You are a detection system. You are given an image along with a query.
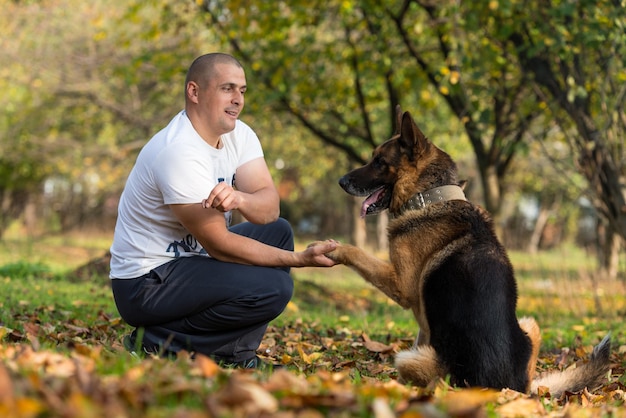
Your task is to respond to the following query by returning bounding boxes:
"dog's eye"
[372,155,387,170]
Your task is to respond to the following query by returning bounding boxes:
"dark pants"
[111,218,294,362]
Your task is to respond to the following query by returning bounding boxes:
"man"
[109,53,337,367]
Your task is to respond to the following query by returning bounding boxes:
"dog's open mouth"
[361,187,391,217]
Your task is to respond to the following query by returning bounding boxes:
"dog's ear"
[399,111,429,157]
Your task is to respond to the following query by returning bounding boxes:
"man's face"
[199,63,247,137]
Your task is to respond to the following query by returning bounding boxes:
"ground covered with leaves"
[0,293,625,417]
[0,242,625,417]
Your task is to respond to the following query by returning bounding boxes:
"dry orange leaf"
[372,397,395,418]
[496,397,544,417]
[194,354,220,378]
[439,387,500,415]
[361,333,395,353]
[215,373,278,414]
[73,343,101,359]
[363,339,394,353]
[264,369,309,393]
[296,344,322,364]
[0,362,14,405]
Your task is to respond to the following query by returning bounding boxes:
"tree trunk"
[352,196,366,248]
[512,43,626,242]
[528,205,551,254]
[23,199,37,237]
[596,221,623,281]
[482,165,502,217]
[377,211,388,252]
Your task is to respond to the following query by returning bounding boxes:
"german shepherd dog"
[324,106,610,395]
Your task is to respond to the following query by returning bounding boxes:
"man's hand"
[202,181,240,212]
[303,240,340,267]
[199,158,279,225]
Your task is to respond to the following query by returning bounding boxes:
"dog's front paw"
[324,244,352,264]
[324,247,340,262]
[308,241,357,265]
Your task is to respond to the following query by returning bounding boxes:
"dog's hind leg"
[415,329,428,346]
[395,345,446,386]
[518,317,541,389]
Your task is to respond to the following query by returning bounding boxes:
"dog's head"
[339,106,458,217]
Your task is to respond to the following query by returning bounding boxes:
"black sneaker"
[122,332,177,359]
[216,355,282,370]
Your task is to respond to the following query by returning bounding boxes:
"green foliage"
[204,0,454,163]
[0,259,112,335]
[1,0,623,249]
[0,0,218,233]
[0,262,54,280]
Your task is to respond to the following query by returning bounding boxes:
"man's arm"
[170,203,337,267]
[177,156,337,267]
[203,157,279,224]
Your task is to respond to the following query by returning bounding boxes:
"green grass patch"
[0,234,622,350]
[0,233,624,416]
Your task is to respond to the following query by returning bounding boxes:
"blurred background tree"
[0,0,623,279]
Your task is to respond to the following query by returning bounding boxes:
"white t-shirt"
[109,110,264,279]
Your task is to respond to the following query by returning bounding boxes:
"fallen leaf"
[0,362,14,405]
[439,388,500,416]
[555,347,570,369]
[372,397,395,418]
[14,397,45,418]
[0,325,12,340]
[581,387,606,406]
[297,344,322,364]
[215,373,278,414]
[496,397,544,417]
[363,339,395,353]
[72,343,101,359]
[264,369,309,393]
[536,385,550,398]
[194,354,220,378]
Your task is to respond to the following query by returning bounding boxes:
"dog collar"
[391,185,466,218]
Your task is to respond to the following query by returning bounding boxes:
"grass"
[0,230,624,416]
[0,231,622,348]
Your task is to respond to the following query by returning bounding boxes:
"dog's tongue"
[361,188,384,217]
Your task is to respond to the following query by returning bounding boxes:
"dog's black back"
[421,208,531,390]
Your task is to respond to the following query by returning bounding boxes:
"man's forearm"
[235,187,280,224]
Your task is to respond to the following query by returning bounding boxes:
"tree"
[386,0,542,217]
[201,1,422,247]
[0,0,216,235]
[197,0,547,251]
[499,0,625,275]
[198,1,624,274]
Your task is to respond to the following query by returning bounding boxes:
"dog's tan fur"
[324,106,610,395]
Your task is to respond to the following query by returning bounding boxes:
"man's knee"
[273,217,294,251]
[272,272,294,312]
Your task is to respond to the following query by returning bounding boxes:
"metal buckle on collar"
[422,189,445,205]
[417,192,425,208]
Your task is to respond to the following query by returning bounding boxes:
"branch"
[387,1,487,164]
[343,24,376,148]
[55,89,154,135]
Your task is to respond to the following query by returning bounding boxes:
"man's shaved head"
[185,53,244,90]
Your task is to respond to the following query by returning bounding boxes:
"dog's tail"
[530,334,611,398]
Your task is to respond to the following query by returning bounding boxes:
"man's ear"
[186,81,200,103]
